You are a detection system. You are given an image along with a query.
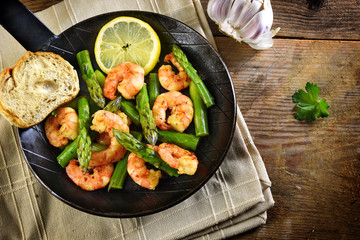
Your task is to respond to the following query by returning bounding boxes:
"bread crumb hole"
[35,80,58,93]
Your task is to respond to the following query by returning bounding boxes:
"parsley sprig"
[292,82,329,121]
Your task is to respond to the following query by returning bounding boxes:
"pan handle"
[0,0,56,52]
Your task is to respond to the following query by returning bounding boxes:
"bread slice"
[0,51,80,128]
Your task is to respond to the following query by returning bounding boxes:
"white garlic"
[207,0,280,50]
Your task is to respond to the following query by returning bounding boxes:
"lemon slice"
[94,16,161,75]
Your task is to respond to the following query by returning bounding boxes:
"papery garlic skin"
[207,0,280,50]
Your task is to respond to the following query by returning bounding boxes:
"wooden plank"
[201,0,360,40]
[22,0,360,40]
[20,0,62,13]
[215,36,360,239]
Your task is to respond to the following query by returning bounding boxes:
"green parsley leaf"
[292,82,329,121]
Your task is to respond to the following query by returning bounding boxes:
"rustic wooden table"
[20,0,360,239]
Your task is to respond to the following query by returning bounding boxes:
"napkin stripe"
[11,126,48,240]
[110,177,261,240]
[117,219,126,240]
[191,0,217,49]
[52,6,63,33]
[139,217,147,240]
[237,109,272,187]
[28,176,49,240]
[0,178,38,197]
[0,126,25,238]
[158,195,264,240]
[64,0,78,25]
[202,184,229,239]
[0,175,31,189]
[0,127,25,238]
[0,161,22,171]
[214,171,234,219]
[134,0,142,10]
[204,185,218,222]
[106,174,260,240]
[149,0,160,12]
[216,169,236,215]
[200,213,267,240]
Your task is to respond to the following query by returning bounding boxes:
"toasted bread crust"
[0,51,80,128]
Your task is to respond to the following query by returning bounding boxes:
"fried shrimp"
[158,52,191,91]
[158,143,198,175]
[45,107,79,147]
[103,62,145,100]
[89,110,129,167]
[94,111,130,145]
[95,132,112,146]
[66,159,114,191]
[152,91,194,132]
[127,145,161,190]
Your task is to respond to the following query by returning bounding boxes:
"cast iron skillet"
[1,0,236,217]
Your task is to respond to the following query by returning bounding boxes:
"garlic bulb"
[207,0,280,50]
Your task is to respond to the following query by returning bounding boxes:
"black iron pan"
[1,0,236,217]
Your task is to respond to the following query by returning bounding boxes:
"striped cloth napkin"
[0,0,274,239]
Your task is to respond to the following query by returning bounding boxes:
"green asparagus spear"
[51,95,89,116]
[52,94,100,116]
[56,134,101,168]
[58,134,106,167]
[148,73,160,107]
[189,81,209,137]
[76,50,105,108]
[56,140,77,168]
[130,131,143,141]
[77,128,92,172]
[158,130,200,151]
[95,70,106,88]
[77,97,91,130]
[58,95,90,110]
[56,98,94,169]
[104,96,122,113]
[77,97,92,172]
[120,100,140,127]
[77,50,95,77]
[108,152,130,190]
[108,131,143,190]
[136,84,158,145]
[91,143,108,152]
[172,44,215,108]
[112,129,179,177]
[81,74,105,109]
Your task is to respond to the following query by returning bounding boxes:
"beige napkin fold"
[0,0,274,239]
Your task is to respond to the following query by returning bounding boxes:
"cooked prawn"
[90,110,130,135]
[158,52,191,91]
[94,110,130,146]
[95,132,112,146]
[117,110,131,126]
[127,146,161,190]
[103,62,144,100]
[89,110,129,167]
[66,159,114,191]
[152,91,194,132]
[158,143,198,175]
[45,107,79,147]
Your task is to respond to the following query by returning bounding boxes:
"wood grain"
[20,0,62,13]
[23,0,360,40]
[200,0,360,40]
[215,37,360,239]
